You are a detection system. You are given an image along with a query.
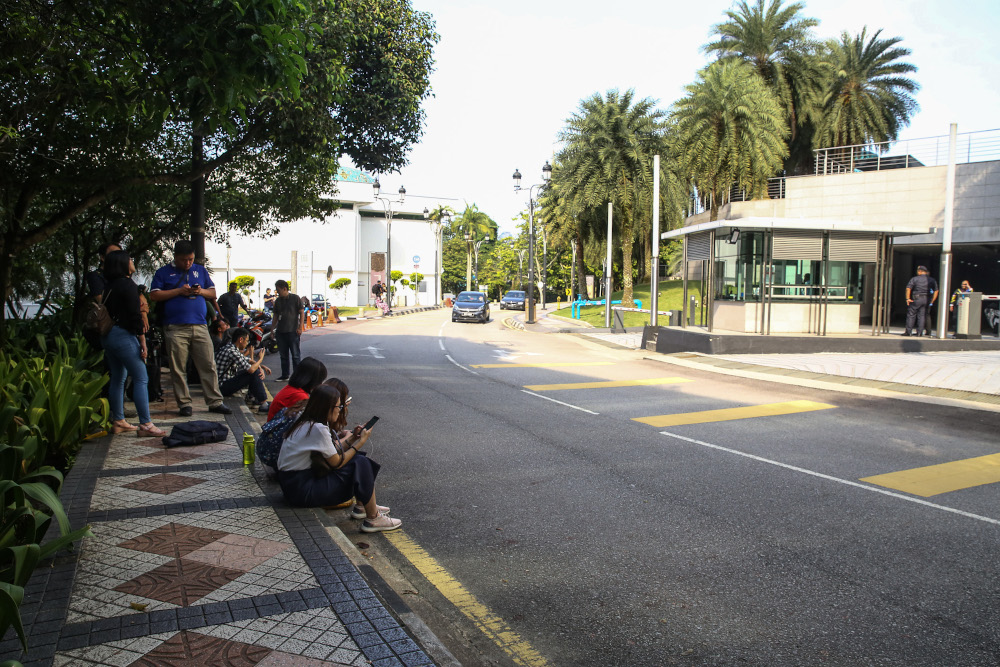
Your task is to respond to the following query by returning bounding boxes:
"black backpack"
[162,420,229,448]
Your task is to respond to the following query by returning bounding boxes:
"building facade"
[206,168,458,309]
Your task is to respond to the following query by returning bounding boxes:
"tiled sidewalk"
[1,389,434,666]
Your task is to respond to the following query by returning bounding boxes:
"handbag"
[84,289,115,337]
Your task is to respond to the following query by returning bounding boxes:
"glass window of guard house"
[713,232,763,302]
[826,261,865,301]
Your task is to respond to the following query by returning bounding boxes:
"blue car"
[500,290,526,310]
[452,291,490,323]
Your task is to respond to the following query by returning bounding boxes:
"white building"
[206,167,458,309]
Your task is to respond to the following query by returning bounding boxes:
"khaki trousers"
[165,324,224,409]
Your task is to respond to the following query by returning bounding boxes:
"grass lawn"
[552,279,704,328]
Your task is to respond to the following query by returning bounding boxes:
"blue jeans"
[102,326,151,423]
[276,331,301,377]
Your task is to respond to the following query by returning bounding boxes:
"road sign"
[412,255,421,263]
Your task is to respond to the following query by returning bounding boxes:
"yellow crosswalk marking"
[633,400,836,427]
[524,377,692,391]
[470,362,614,369]
[860,453,1000,497]
[385,531,548,667]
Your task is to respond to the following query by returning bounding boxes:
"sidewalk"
[0,387,438,666]
[581,330,1000,409]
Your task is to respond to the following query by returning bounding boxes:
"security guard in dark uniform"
[904,265,938,336]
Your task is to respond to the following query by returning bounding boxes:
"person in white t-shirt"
[277,382,401,532]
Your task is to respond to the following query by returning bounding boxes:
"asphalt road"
[289,311,1000,667]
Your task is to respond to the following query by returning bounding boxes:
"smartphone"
[363,415,379,430]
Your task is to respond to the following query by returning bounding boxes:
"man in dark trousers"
[904,265,938,336]
[272,280,304,380]
[217,282,248,326]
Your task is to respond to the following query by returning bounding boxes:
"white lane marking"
[439,339,445,351]
[493,349,518,362]
[326,353,353,357]
[446,355,479,376]
[659,431,1000,527]
[521,390,599,415]
[365,346,384,359]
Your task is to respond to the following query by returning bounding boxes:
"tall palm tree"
[819,27,919,149]
[671,59,788,221]
[555,89,668,306]
[452,203,496,290]
[704,0,825,174]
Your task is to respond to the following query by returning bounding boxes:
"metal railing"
[689,176,787,215]
[813,128,1000,175]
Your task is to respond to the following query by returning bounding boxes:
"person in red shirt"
[267,357,328,420]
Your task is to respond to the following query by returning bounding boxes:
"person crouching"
[215,327,271,413]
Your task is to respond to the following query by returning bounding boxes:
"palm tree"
[704,0,825,174]
[452,203,496,290]
[671,59,788,221]
[555,89,668,306]
[819,27,919,149]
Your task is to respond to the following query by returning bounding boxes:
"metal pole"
[604,202,613,328]
[681,235,688,328]
[570,238,576,304]
[707,229,715,332]
[191,132,206,264]
[541,229,547,311]
[651,155,660,327]
[937,123,958,338]
[527,197,536,324]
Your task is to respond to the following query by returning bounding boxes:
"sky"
[375,0,1000,235]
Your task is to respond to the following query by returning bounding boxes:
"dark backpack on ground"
[256,407,297,469]
[162,420,229,448]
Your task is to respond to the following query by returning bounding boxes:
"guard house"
[649,127,1000,352]
[664,218,931,335]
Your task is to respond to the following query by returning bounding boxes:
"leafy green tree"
[451,204,497,291]
[389,270,403,307]
[672,60,788,221]
[819,27,919,149]
[409,272,424,305]
[704,0,825,175]
[555,89,668,306]
[0,0,438,339]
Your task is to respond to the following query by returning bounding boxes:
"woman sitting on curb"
[277,381,401,533]
[267,357,327,421]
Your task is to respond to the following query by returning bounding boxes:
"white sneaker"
[360,513,402,533]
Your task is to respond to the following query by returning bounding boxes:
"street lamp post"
[512,161,552,324]
[373,179,405,309]
[516,249,526,289]
[473,238,486,291]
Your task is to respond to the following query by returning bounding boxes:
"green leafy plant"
[0,408,93,653]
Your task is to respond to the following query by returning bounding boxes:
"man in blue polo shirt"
[149,240,231,416]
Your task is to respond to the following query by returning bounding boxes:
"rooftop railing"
[813,128,1000,175]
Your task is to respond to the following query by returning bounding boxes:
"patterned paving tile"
[55,622,360,666]
[67,510,317,622]
[131,630,271,665]
[183,533,290,572]
[129,449,205,466]
[118,523,230,559]
[91,469,261,510]
[122,473,207,495]
[115,558,246,606]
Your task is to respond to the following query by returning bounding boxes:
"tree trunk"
[575,231,587,299]
[465,245,472,291]
[621,211,635,308]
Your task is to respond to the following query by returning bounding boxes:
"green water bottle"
[242,433,255,465]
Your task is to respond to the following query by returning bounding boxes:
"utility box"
[666,310,681,327]
[956,292,982,339]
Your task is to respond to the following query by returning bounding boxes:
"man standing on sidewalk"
[150,240,232,416]
[272,280,304,380]
[904,265,938,337]
[218,281,248,326]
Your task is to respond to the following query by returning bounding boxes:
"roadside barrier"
[571,298,642,319]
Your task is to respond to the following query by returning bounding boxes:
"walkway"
[1,388,437,666]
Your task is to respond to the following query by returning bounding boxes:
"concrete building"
[663,128,1000,337]
[206,168,458,309]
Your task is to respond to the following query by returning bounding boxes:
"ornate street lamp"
[373,180,406,309]
[512,161,551,324]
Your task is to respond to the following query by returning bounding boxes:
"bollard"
[318,312,324,327]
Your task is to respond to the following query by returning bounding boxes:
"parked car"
[451,291,490,323]
[499,290,526,310]
[311,294,329,310]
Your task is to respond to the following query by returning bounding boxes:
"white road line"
[438,339,445,351]
[659,431,1000,527]
[521,390,599,415]
[445,355,479,376]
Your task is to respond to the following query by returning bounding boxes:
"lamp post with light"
[423,208,450,306]
[512,161,552,324]
[373,179,405,309]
